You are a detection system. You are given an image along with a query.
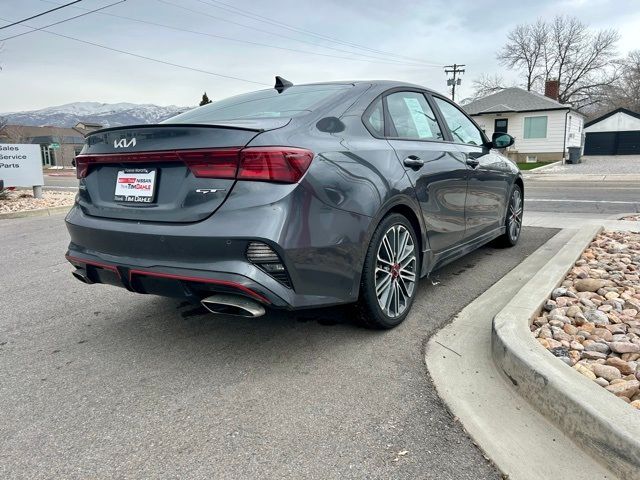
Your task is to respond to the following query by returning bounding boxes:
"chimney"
[544,80,560,101]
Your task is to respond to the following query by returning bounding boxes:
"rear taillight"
[237,147,314,183]
[76,150,180,179]
[178,149,239,179]
[75,146,314,184]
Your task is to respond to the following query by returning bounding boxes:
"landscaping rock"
[608,341,640,354]
[575,279,607,292]
[592,364,622,381]
[605,379,640,399]
[532,230,640,412]
[585,309,609,325]
[606,357,635,375]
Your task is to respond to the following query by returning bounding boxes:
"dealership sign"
[0,144,44,187]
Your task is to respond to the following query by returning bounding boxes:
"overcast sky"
[1,0,639,112]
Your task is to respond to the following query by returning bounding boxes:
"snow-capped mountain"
[1,102,193,128]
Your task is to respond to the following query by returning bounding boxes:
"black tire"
[355,213,419,329]
[495,183,523,248]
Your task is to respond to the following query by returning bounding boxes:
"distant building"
[0,122,102,168]
[463,81,584,163]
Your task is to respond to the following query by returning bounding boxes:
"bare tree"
[599,50,640,114]
[463,74,512,104]
[498,19,547,91]
[0,116,7,141]
[547,17,619,108]
[499,16,619,110]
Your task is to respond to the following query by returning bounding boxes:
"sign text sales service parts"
[0,144,44,187]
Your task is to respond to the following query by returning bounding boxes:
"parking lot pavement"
[0,214,558,480]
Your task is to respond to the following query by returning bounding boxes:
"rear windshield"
[165,84,353,124]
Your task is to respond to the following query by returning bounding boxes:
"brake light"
[178,149,239,179]
[75,146,314,184]
[238,147,314,183]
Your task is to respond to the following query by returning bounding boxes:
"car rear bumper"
[64,198,372,309]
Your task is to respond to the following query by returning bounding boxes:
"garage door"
[584,131,640,155]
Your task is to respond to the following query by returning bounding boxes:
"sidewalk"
[426,229,614,479]
[524,211,639,231]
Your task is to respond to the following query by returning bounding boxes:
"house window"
[494,118,508,133]
[523,116,547,139]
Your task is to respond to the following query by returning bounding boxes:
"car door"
[431,95,511,241]
[383,90,468,253]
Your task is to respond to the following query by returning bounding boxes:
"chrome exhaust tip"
[201,294,266,318]
[72,268,94,285]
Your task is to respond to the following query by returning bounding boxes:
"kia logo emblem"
[114,138,137,148]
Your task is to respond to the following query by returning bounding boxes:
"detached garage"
[584,108,640,155]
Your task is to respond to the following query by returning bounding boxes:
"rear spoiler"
[89,118,291,137]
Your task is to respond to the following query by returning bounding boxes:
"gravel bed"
[531,230,640,410]
[531,155,640,175]
[0,190,75,214]
[622,215,640,221]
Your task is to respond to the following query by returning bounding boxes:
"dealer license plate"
[114,168,157,203]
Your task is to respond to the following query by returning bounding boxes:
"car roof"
[281,80,440,95]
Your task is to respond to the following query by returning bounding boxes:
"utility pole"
[444,64,465,101]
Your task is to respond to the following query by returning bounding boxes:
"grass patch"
[517,162,549,170]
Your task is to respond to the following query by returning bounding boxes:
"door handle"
[466,158,480,168]
[403,155,424,169]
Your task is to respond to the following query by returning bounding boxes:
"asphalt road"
[0,214,557,479]
[43,174,78,189]
[525,178,640,214]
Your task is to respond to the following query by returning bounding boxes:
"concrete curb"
[0,205,71,220]
[426,228,614,479]
[492,225,640,480]
[521,160,562,173]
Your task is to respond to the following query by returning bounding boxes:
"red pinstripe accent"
[66,255,271,304]
[66,254,119,274]
[128,269,271,304]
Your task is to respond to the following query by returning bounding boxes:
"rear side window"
[164,84,353,123]
[433,97,484,146]
[386,92,443,141]
[364,98,384,136]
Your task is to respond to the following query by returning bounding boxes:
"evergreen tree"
[199,92,212,106]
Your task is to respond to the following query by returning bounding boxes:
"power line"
[156,0,438,67]
[0,0,126,42]
[33,0,431,67]
[195,0,444,67]
[0,0,83,30]
[0,16,271,86]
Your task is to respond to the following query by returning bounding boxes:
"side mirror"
[491,132,514,149]
[72,159,76,167]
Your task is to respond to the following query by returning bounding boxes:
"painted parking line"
[526,198,639,205]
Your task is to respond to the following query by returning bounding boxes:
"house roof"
[463,87,572,116]
[584,107,640,128]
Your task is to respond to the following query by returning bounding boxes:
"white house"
[583,108,640,156]
[463,83,584,163]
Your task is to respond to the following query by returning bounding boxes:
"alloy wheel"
[509,188,523,241]
[374,224,417,318]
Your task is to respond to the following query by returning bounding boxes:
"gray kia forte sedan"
[65,78,523,329]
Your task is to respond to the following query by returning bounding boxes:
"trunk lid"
[76,122,287,223]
